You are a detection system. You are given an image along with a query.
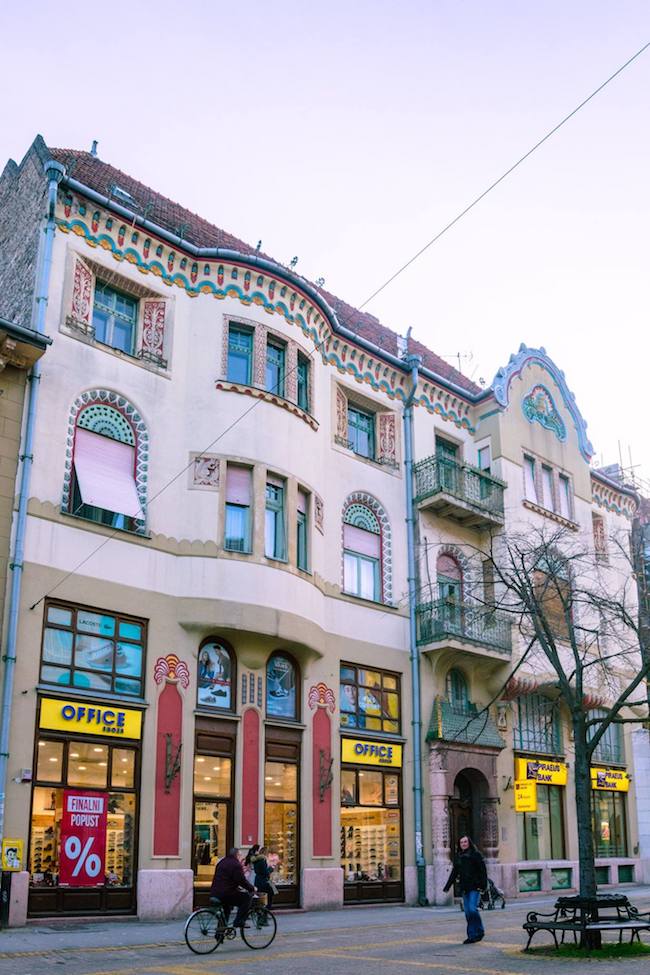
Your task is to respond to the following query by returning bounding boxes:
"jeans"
[462,889,484,941]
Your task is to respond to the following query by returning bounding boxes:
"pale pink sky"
[2,1,649,481]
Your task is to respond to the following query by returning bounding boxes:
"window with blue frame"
[93,283,138,355]
[41,602,146,697]
[227,325,253,384]
[265,339,286,397]
[297,353,310,412]
[265,479,286,560]
[266,653,298,720]
[348,404,375,460]
[297,489,309,571]
[589,709,624,765]
[340,663,400,733]
[514,693,562,754]
[445,669,469,712]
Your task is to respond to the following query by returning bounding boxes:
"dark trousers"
[256,878,274,909]
[217,890,253,925]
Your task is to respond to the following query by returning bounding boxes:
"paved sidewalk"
[1,886,649,955]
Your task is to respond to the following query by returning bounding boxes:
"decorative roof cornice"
[491,344,594,461]
[590,470,638,519]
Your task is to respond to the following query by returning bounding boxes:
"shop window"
[227,324,253,384]
[343,504,382,602]
[340,664,400,734]
[264,760,298,889]
[517,783,565,859]
[265,477,286,560]
[266,653,299,721]
[30,738,138,890]
[192,725,235,892]
[297,490,309,571]
[340,766,401,885]
[93,282,138,355]
[618,864,635,883]
[197,639,236,711]
[348,404,375,460]
[224,464,252,552]
[265,338,286,397]
[69,405,143,531]
[40,602,146,697]
[514,693,562,754]
[592,790,627,858]
[296,353,310,412]
[551,868,572,890]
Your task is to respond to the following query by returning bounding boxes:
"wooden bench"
[523,903,650,950]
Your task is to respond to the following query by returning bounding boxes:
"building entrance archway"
[448,768,489,852]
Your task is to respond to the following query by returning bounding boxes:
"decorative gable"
[522,384,566,443]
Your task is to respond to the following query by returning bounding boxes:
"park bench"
[523,893,650,950]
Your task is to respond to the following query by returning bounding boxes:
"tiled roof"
[48,146,480,396]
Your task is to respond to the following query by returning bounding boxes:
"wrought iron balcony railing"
[413,456,505,522]
[415,598,512,654]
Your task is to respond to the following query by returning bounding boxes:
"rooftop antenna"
[255,240,262,253]
[289,256,299,269]
[90,140,98,158]
[441,351,473,375]
[315,277,325,288]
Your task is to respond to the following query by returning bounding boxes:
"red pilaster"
[241,708,260,846]
[153,681,183,856]
[312,706,332,856]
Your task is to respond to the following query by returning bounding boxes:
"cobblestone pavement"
[1,891,649,975]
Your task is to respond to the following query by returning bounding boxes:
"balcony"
[416,599,512,658]
[413,456,505,528]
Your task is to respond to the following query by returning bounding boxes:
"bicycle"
[184,895,277,953]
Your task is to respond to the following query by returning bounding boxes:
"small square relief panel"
[189,453,221,490]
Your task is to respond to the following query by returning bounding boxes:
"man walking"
[210,847,256,927]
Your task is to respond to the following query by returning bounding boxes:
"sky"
[1,1,649,482]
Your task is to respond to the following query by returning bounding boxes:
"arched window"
[197,639,236,711]
[266,652,299,720]
[437,553,463,631]
[63,391,148,534]
[343,503,382,602]
[515,693,561,753]
[445,669,469,712]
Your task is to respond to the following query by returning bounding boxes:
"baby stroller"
[479,878,506,910]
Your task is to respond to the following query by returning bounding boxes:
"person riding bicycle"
[210,847,256,928]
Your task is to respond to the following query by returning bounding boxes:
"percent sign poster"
[60,790,107,886]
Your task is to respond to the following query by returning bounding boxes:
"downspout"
[402,337,426,905]
[0,158,64,843]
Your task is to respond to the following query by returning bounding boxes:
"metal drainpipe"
[0,158,65,844]
[403,344,427,905]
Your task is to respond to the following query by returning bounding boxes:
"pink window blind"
[297,490,308,514]
[437,554,462,580]
[226,465,251,505]
[344,524,380,559]
[73,427,142,518]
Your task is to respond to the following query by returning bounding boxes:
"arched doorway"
[448,768,489,852]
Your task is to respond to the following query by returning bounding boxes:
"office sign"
[39,697,142,740]
[341,738,402,768]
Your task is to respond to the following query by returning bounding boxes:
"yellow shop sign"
[342,738,402,768]
[591,767,630,792]
[514,779,537,813]
[515,757,568,786]
[39,697,143,740]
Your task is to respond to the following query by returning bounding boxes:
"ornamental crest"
[522,384,566,443]
[154,653,190,689]
[308,682,336,713]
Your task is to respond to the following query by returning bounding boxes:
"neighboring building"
[0,135,644,923]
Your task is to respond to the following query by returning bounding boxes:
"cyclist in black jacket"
[443,836,488,944]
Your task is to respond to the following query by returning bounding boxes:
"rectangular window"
[93,283,138,355]
[264,755,299,888]
[227,325,253,384]
[533,569,571,641]
[265,477,286,560]
[514,693,562,753]
[297,353,310,412]
[348,405,375,460]
[589,710,623,764]
[517,784,565,860]
[541,466,554,511]
[30,739,138,889]
[592,790,627,857]
[559,475,572,520]
[340,664,400,734]
[343,551,380,601]
[265,339,286,397]
[40,602,146,697]
[523,456,537,503]
[224,465,252,552]
[297,490,309,571]
[477,445,491,473]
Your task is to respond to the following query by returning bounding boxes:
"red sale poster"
[59,790,107,887]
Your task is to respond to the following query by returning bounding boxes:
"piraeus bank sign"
[515,757,568,786]
[39,697,143,740]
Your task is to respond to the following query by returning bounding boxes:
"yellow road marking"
[315,949,528,975]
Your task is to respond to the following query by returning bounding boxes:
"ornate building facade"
[0,135,644,923]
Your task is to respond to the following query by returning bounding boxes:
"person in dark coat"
[210,847,256,927]
[250,846,275,909]
[443,835,488,943]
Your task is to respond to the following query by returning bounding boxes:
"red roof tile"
[49,146,479,396]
